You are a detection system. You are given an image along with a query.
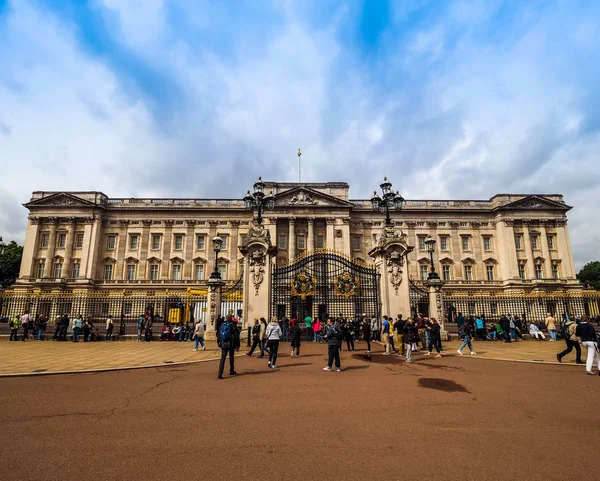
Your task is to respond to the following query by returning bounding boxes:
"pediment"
[25,192,97,209]
[496,195,571,212]
[192,256,207,263]
[124,256,139,263]
[461,257,476,265]
[439,256,454,264]
[147,256,162,263]
[274,187,352,208]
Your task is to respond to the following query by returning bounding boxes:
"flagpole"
[297,148,302,183]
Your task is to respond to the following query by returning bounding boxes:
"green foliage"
[577,261,600,291]
[0,241,23,288]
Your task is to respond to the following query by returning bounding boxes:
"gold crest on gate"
[336,271,359,298]
[291,272,317,299]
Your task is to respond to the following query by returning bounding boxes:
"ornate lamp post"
[243,176,276,224]
[0,236,5,256]
[210,236,224,280]
[370,177,405,225]
[424,236,440,280]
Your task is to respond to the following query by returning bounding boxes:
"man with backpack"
[246,319,264,357]
[323,318,343,372]
[557,318,583,364]
[217,314,241,379]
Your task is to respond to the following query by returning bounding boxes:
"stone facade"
[15,183,579,293]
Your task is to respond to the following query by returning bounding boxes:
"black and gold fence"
[443,289,600,326]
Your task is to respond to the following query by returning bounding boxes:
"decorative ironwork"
[291,271,317,300]
[272,251,379,322]
[335,271,359,298]
[409,278,429,318]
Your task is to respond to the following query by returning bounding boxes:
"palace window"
[72,261,80,279]
[152,235,161,250]
[149,264,159,280]
[57,233,66,249]
[420,265,428,281]
[124,302,133,316]
[518,263,526,280]
[514,234,523,250]
[535,263,543,279]
[75,232,84,249]
[418,235,427,251]
[129,235,138,250]
[40,233,49,249]
[442,265,451,281]
[172,264,181,281]
[278,234,287,250]
[316,235,325,249]
[464,265,473,281]
[530,234,539,250]
[297,235,306,250]
[36,260,45,278]
[461,235,470,251]
[217,264,227,279]
[217,235,228,251]
[552,262,560,280]
[196,235,205,250]
[126,264,136,280]
[174,234,184,250]
[194,264,204,280]
[439,236,448,251]
[483,236,492,251]
[486,265,495,281]
[53,260,63,279]
[351,236,361,251]
[547,234,555,250]
[104,264,113,280]
[107,235,116,250]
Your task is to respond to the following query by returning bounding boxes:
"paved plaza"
[0,337,589,376]
[0,340,598,481]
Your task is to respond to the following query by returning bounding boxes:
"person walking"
[105,315,114,342]
[313,318,322,343]
[290,319,302,357]
[304,314,313,341]
[9,315,19,341]
[557,318,583,364]
[144,315,153,342]
[217,315,240,379]
[402,318,418,363]
[425,317,442,358]
[371,316,380,341]
[343,320,355,352]
[545,313,557,341]
[457,318,477,356]
[381,316,391,355]
[362,317,372,353]
[323,318,343,371]
[416,314,427,351]
[193,321,206,351]
[83,318,91,342]
[37,315,47,341]
[499,314,511,343]
[260,317,268,357]
[20,311,31,341]
[394,315,405,356]
[72,314,83,342]
[137,315,145,342]
[246,319,263,357]
[575,316,600,376]
[265,316,282,369]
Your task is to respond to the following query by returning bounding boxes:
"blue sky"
[1,0,599,268]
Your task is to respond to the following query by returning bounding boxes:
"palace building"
[16,181,578,291]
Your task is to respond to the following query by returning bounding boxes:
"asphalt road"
[1,343,598,481]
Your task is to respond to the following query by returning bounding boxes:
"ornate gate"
[409,279,429,318]
[271,251,379,321]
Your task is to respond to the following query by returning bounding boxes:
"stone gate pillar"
[369,226,413,319]
[424,277,447,339]
[205,277,224,340]
[239,221,277,328]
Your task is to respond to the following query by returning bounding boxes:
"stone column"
[19,216,41,279]
[326,217,335,250]
[161,220,174,279]
[495,219,518,280]
[522,227,535,279]
[424,278,447,339]
[229,221,240,278]
[84,216,102,281]
[62,219,76,278]
[539,225,552,278]
[341,218,351,255]
[288,217,296,260]
[43,218,58,278]
[139,220,152,280]
[115,220,129,279]
[307,217,315,252]
[205,278,224,340]
[449,222,461,279]
[183,220,196,280]
[556,220,574,279]
[207,220,218,271]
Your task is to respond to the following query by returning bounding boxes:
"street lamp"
[370,177,405,225]
[424,235,440,280]
[210,236,224,280]
[243,176,276,224]
[0,237,5,256]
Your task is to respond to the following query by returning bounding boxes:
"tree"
[577,261,600,291]
[0,241,23,288]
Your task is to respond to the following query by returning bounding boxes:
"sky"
[0,0,599,269]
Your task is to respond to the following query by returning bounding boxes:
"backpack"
[219,321,233,342]
[334,326,344,341]
[559,322,571,340]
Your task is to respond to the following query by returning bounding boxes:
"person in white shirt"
[265,316,282,369]
[529,323,546,340]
